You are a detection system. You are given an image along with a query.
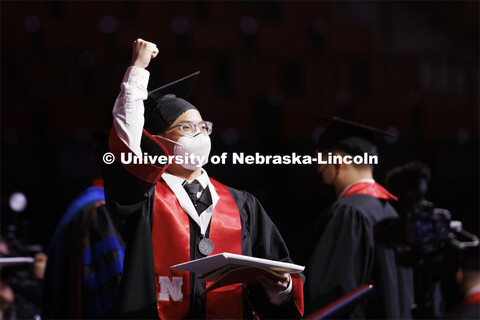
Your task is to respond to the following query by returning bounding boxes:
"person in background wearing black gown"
[42,131,125,319]
[102,38,304,319]
[304,117,414,319]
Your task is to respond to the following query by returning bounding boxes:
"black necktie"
[183,180,202,208]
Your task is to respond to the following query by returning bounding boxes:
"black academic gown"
[43,186,125,319]
[102,130,303,319]
[305,194,414,319]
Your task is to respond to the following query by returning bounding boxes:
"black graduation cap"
[144,71,200,134]
[316,115,396,156]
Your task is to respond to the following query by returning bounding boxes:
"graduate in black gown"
[305,117,414,319]
[102,39,304,319]
[43,133,125,319]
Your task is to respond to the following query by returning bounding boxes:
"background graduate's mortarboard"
[144,71,200,134]
[316,115,397,156]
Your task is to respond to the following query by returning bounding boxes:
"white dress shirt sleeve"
[112,66,150,157]
[266,273,293,306]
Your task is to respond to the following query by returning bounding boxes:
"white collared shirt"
[113,66,150,158]
[162,170,293,303]
[183,171,210,198]
[161,170,219,237]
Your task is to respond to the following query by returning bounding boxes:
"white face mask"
[157,133,211,171]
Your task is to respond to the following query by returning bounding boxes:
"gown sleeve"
[100,67,169,318]
[239,192,305,319]
[101,141,163,317]
[42,200,101,318]
[305,203,375,317]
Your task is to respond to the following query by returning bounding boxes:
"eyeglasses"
[166,121,213,137]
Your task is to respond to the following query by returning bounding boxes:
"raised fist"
[131,38,159,69]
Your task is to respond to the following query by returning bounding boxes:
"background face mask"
[157,133,211,170]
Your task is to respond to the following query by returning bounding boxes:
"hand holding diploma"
[171,253,303,294]
[257,271,291,293]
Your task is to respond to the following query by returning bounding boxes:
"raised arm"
[103,39,166,221]
[112,39,158,157]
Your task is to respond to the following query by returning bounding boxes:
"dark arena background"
[1,0,478,273]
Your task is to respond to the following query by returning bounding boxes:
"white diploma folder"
[171,252,304,293]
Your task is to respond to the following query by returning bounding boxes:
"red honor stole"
[340,182,398,200]
[152,178,243,319]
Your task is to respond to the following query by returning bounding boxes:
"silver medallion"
[198,237,214,256]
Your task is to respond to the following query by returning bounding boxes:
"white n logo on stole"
[158,276,183,302]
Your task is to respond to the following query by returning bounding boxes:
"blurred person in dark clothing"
[42,131,125,319]
[305,117,414,319]
[0,234,46,320]
[0,279,15,320]
[385,161,432,220]
[0,236,14,320]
